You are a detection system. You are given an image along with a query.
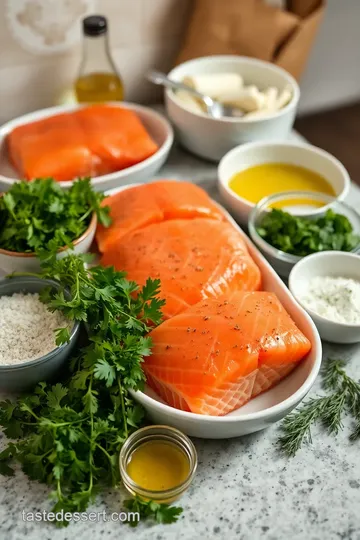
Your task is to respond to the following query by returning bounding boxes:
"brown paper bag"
[287,0,323,17]
[176,0,326,81]
[277,4,325,79]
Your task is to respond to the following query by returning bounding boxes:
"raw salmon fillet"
[7,105,158,181]
[7,113,97,181]
[96,181,225,253]
[144,291,311,416]
[76,105,159,171]
[100,219,261,319]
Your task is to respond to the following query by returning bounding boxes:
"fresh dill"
[278,358,360,456]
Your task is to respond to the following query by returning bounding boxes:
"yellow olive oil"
[229,163,335,205]
[75,73,124,103]
[126,440,190,492]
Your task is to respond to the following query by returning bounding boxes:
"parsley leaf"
[55,327,71,346]
[46,384,68,409]
[0,178,111,254]
[124,496,183,526]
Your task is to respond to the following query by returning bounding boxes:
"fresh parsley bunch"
[0,254,182,526]
[257,208,360,257]
[0,178,111,254]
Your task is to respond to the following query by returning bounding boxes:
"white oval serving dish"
[0,103,173,193]
[105,183,322,439]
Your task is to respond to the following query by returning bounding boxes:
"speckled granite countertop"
[1,134,360,540]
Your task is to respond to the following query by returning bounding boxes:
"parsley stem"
[21,408,41,422]
[79,429,115,480]
[79,208,93,222]
[44,418,90,428]
[117,376,128,439]
[88,376,94,495]
[57,479,63,502]
[10,271,41,279]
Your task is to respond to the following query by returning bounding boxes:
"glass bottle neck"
[80,34,116,74]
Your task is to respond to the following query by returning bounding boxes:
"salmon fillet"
[100,219,261,319]
[7,105,158,181]
[144,291,311,416]
[7,113,97,181]
[96,181,225,253]
[76,105,159,171]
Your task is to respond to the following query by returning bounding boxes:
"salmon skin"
[101,219,261,319]
[96,180,225,253]
[7,105,158,181]
[144,291,311,416]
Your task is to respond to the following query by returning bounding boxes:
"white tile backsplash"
[112,40,183,103]
[0,55,80,123]
[102,0,143,48]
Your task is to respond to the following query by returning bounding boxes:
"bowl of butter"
[165,55,300,161]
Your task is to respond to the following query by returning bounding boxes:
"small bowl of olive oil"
[119,425,197,503]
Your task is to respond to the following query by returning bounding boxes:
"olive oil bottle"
[75,15,124,103]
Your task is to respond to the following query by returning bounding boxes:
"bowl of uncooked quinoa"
[0,276,80,392]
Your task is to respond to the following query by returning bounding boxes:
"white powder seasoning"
[299,276,360,324]
[0,292,69,365]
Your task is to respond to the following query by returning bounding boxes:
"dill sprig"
[278,358,360,456]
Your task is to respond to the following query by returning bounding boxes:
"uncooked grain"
[0,292,70,365]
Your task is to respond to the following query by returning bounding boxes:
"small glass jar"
[119,425,197,504]
[248,190,360,279]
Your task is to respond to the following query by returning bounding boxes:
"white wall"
[298,0,360,114]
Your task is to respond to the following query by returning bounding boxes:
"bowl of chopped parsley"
[248,191,360,278]
[0,177,111,273]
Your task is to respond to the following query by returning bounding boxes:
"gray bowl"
[0,276,80,392]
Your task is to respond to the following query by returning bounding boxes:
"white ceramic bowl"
[115,186,322,439]
[248,191,360,279]
[289,251,360,344]
[218,141,351,226]
[0,103,173,192]
[165,55,300,161]
[0,213,96,274]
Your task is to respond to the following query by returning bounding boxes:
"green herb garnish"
[124,496,183,526]
[278,358,360,456]
[256,208,360,257]
[0,254,183,526]
[0,178,111,254]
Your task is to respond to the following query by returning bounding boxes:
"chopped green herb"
[0,178,111,254]
[256,208,360,257]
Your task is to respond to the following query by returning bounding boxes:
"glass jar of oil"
[119,425,197,504]
[75,15,124,103]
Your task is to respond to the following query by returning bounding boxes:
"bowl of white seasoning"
[289,251,360,344]
[0,276,80,392]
